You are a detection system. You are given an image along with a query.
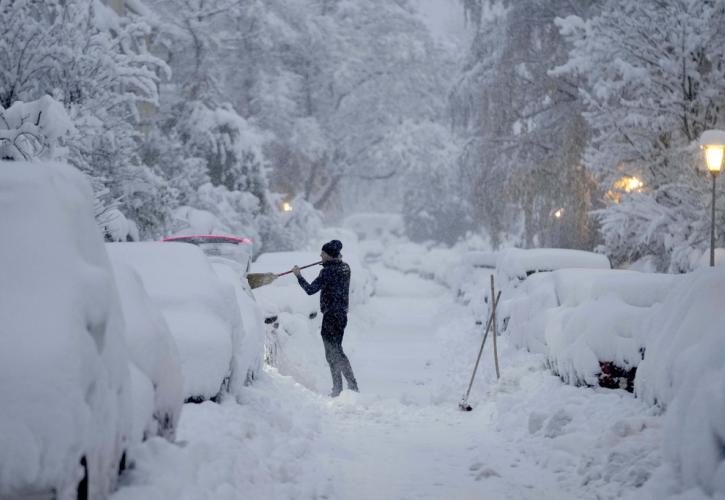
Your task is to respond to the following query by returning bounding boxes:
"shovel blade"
[458,400,473,412]
[247,272,278,289]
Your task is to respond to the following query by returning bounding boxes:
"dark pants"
[321,311,358,395]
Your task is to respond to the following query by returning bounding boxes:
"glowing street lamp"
[553,208,564,219]
[700,129,725,266]
[281,201,293,213]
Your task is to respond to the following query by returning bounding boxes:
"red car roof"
[162,235,253,245]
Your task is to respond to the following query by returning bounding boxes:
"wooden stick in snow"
[491,274,500,380]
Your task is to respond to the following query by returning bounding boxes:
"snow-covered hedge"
[107,242,243,402]
[0,161,131,498]
[634,267,725,497]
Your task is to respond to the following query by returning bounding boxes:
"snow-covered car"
[107,258,184,441]
[0,161,132,499]
[501,266,677,391]
[496,247,611,287]
[494,248,611,330]
[251,251,322,322]
[162,234,253,274]
[107,242,244,403]
[160,234,265,385]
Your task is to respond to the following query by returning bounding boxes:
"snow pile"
[0,161,131,498]
[382,241,464,288]
[112,376,336,500]
[107,259,184,441]
[634,267,725,497]
[107,242,242,402]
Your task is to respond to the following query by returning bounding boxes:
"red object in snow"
[161,234,252,245]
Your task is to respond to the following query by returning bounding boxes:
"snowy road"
[114,264,663,500]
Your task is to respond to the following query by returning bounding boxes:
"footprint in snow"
[475,468,501,481]
[469,462,501,480]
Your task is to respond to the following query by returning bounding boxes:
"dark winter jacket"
[297,259,350,314]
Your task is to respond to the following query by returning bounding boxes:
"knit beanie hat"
[321,239,342,258]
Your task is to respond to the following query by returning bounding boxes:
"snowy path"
[114,264,663,500]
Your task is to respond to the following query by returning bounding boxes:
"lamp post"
[700,130,725,267]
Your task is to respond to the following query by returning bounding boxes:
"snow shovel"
[247,261,322,290]
[459,290,502,412]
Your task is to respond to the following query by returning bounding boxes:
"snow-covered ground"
[112,257,686,500]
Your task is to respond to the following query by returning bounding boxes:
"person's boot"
[329,387,342,398]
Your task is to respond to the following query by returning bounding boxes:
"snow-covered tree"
[452,0,599,249]
[0,0,170,240]
[554,0,725,271]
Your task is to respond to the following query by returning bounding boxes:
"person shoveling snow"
[293,240,359,397]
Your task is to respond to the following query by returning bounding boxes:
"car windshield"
[163,236,253,272]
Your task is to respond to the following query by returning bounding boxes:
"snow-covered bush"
[0,96,74,161]
[634,267,725,497]
[106,242,243,402]
[0,161,132,499]
[107,259,184,441]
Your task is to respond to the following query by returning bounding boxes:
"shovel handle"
[277,261,323,277]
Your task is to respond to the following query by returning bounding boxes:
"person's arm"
[294,266,324,295]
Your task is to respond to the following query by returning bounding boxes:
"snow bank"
[107,259,184,441]
[634,267,725,497]
[107,242,241,401]
[343,212,404,241]
[382,241,463,288]
[0,161,131,498]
